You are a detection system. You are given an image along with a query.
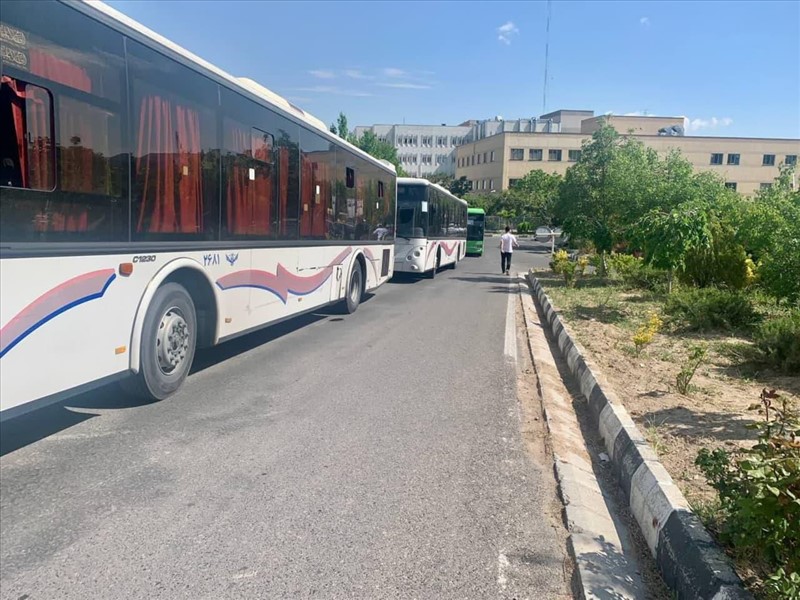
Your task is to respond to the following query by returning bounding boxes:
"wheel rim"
[156,306,190,375]
[350,269,361,304]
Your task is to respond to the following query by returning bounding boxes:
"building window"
[762,154,776,166]
[568,150,581,162]
[509,178,520,188]
[549,149,562,161]
[760,183,772,190]
[727,153,740,166]
[477,154,482,164]
[786,155,797,166]
[710,153,723,165]
[471,155,475,165]
[489,179,494,190]
[483,152,488,163]
[510,148,524,161]
[725,182,737,191]
[490,150,495,162]
[529,149,543,161]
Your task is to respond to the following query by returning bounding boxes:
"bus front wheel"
[124,283,197,401]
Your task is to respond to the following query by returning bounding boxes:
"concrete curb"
[526,272,752,600]
[517,279,646,599]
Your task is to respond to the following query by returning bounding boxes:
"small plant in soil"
[632,312,663,357]
[675,344,708,395]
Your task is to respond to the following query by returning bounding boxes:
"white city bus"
[394,178,467,278]
[0,0,397,419]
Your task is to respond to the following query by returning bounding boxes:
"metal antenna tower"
[542,0,551,114]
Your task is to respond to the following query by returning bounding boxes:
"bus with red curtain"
[0,0,397,419]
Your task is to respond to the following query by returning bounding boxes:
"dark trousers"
[501,251,512,273]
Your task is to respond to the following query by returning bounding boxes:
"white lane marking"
[497,551,510,589]
[504,286,517,362]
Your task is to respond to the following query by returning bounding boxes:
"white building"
[353,123,472,176]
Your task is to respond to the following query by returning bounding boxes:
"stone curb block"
[526,273,752,600]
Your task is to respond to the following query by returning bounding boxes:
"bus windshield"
[397,185,427,238]
[467,214,485,241]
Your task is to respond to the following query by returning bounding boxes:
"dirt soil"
[533,270,800,510]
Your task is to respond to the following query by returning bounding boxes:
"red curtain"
[136,94,203,233]
[300,154,313,237]
[225,122,271,235]
[278,147,289,236]
[1,76,28,187]
[299,158,327,238]
[1,77,52,191]
[29,48,91,94]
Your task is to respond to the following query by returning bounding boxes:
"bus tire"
[124,283,197,401]
[344,262,364,314]
[427,250,440,279]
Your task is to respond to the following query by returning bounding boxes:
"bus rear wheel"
[344,262,364,314]
[123,283,197,401]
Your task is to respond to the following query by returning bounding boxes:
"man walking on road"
[499,226,519,275]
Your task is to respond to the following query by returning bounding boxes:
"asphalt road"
[0,238,564,600]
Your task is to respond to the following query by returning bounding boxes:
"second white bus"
[394,178,467,278]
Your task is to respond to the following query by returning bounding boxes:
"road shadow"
[1,297,372,456]
[0,384,157,457]
[388,273,426,284]
[641,405,756,444]
[191,294,374,374]
[451,274,517,285]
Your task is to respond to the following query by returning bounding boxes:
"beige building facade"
[455,114,799,196]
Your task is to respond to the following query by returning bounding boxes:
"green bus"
[466,208,486,255]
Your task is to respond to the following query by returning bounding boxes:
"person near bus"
[499,226,519,275]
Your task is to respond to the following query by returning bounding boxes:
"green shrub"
[607,253,669,291]
[696,389,800,599]
[754,311,800,374]
[680,223,752,290]
[664,287,759,331]
[516,221,532,234]
[550,250,589,287]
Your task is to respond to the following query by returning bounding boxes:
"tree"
[329,112,351,141]
[329,113,407,175]
[637,201,712,293]
[509,170,562,228]
[555,123,623,272]
[450,176,472,198]
[353,130,406,175]
[738,165,800,303]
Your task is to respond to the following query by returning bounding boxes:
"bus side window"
[0,77,54,191]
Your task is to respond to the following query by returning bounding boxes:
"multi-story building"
[352,123,472,177]
[455,110,799,196]
[353,113,585,177]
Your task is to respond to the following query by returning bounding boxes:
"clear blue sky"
[107,0,800,139]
